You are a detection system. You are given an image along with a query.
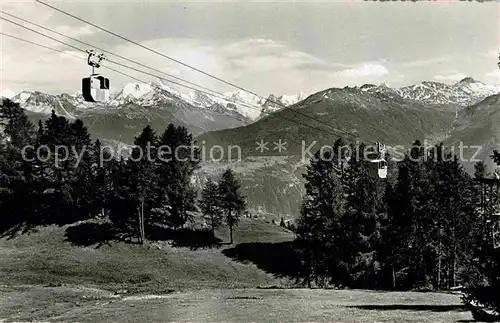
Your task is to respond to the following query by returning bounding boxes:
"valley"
[6,77,500,217]
[2,2,500,321]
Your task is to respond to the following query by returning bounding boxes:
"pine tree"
[198,179,222,237]
[295,146,345,287]
[127,126,160,243]
[40,110,76,224]
[341,142,383,288]
[463,152,500,318]
[0,99,36,233]
[386,140,433,289]
[431,148,475,289]
[385,155,413,288]
[474,161,489,179]
[108,157,136,239]
[492,150,500,167]
[379,178,398,289]
[90,139,113,218]
[107,126,160,243]
[68,119,94,220]
[0,98,34,148]
[376,150,399,289]
[218,168,246,244]
[157,124,200,229]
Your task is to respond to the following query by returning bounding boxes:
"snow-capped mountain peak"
[10,90,80,117]
[11,76,497,124]
[396,78,500,106]
[456,76,476,85]
[279,92,307,106]
[114,82,154,100]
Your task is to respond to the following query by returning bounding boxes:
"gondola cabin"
[82,50,109,102]
[82,74,110,102]
[369,158,388,179]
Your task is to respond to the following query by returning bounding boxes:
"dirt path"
[0,285,472,322]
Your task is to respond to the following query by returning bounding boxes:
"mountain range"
[195,77,499,217]
[9,77,498,128]
[4,77,500,217]
[10,78,307,121]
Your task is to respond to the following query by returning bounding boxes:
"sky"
[1,0,499,98]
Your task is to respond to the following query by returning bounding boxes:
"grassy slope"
[0,218,472,321]
[0,217,294,293]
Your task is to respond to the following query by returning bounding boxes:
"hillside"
[194,87,459,217]
[445,93,500,172]
[195,86,500,217]
[0,216,294,293]
[198,86,456,156]
[0,218,470,322]
[193,156,305,218]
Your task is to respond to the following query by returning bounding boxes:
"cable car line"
[0,15,352,139]
[33,0,362,142]
[0,10,230,100]
[0,31,313,150]
[0,11,294,120]
[0,32,149,86]
[1,13,388,178]
[0,12,345,141]
[5,35,498,246]
[0,14,227,103]
[0,17,242,104]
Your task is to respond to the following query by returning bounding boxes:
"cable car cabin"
[369,159,388,179]
[82,74,109,102]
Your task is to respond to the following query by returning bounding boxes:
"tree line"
[295,137,500,294]
[0,99,247,243]
[1,98,498,311]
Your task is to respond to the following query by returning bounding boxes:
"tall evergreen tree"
[198,179,222,237]
[0,99,36,233]
[0,98,34,148]
[108,157,136,239]
[474,161,489,179]
[296,146,345,287]
[157,124,200,229]
[218,168,246,244]
[68,119,94,220]
[89,139,114,218]
[128,126,159,243]
[431,148,475,289]
[341,142,383,288]
[385,140,434,289]
[108,126,160,243]
[40,110,76,224]
[463,152,500,318]
[492,150,500,167]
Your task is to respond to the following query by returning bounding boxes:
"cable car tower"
[82,49,110,102]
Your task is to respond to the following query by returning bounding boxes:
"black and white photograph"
[0,0,499,321]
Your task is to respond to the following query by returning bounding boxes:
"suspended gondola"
[82,49,110,102]
[367,142,388,179]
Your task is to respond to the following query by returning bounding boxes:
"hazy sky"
[1,0,499,98]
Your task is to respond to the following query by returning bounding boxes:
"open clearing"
[0,286,471,322]
[0,219,474,321]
